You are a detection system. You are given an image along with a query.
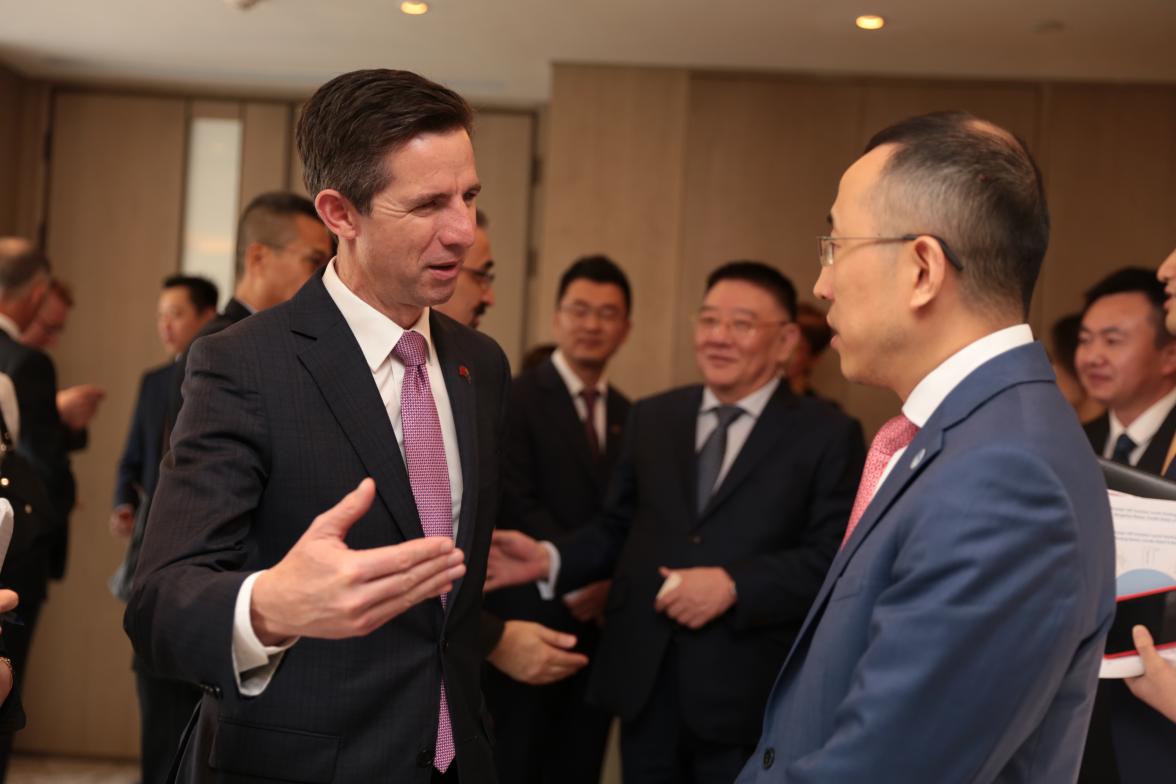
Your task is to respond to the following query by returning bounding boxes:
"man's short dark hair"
[476,209,488,229]
[0,241,50,297]
[864,110,1049,318]
[235,191,321,276]
[296,69,474,215]
[164,274,219,314]
[795,302,832,356]
[1082,266,1171,346]
[556,255,632,315]
[705,260,797,321]
[1050,313,1083,377]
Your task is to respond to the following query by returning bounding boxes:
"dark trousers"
[0,593,43,783]
[620,652,754,784]
[433,764,460,783]
[483,662,611,784]
[134,665,201,784]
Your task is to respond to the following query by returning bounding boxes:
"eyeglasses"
[463,266,496,291]
[817,234,964,271]
[693,313,787,338]
[557,304,626,324]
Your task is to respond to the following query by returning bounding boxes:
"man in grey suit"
[735,111,1116,782]
[126,69,508,784]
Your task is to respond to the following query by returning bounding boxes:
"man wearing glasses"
[732,111,1115,782]
[486,260,864,783]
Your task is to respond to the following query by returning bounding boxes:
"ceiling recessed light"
[401,1,429,15]
[855,15,886,31]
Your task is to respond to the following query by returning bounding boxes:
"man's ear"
[315,190,360,241]
[908,235,950,311]
[242,242,269,278]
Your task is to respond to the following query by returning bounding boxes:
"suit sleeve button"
[763,747,775,769]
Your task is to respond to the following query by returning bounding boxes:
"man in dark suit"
[1074,264,1176,782]
[484,255,633,784]
[108,274,217,784]
[728,111,1114,782]
[125,69,508,784]
[488,261,865,783]
[0,238,72,780]
[1076,268,1176,474]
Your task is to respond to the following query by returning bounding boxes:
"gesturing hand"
[487,620,588,685]
[563,580,611,624]
[485,529,551,592]
[653,566,736,630]
[57,384,105,430]
[250,478,465,645]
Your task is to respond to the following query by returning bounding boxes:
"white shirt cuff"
[232,571,299,697]
[536,542,561,601]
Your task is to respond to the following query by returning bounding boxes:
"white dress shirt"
[1102,386,1176,466]
[868,324,1035,504]
[551,349,608,449]
[231,259,464,694]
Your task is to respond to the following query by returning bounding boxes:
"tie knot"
[712,405,744,430]
[1112,432,1137,464]
[872,414,919,458]
[581,388,600,408]
[393,330,428,368]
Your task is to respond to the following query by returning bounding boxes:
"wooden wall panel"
[535,65,691,399]
[0,66,22,235]
[1038,84,1176,338]
[0,68,49,240]
[675,75,865,401]
[239,101,292,208]
[471,111,535,372]
[20,91,188,759]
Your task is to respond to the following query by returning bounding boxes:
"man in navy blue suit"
[734,112,1116,782]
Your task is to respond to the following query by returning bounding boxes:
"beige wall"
[0,66,50,240]
[536,65,1176,436]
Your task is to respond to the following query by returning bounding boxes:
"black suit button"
[763,748,775,769]
[417,749,433,768]
[689,534,702,545]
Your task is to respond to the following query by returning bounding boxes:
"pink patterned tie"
[392,330,456,774]
[841,414,919,548]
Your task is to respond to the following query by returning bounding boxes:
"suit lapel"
[536,359,598,477]
[292,284,423,543]
[602,385,629,481]
[676,387,705,521]
[698,383,794,523]
[1138,403,1176,474]
[431,314,478,609]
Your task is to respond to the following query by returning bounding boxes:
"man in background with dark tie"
[1076,267,1176,472]
[484,255,633,784]
[488,260,864,783]
[126,69,509,784]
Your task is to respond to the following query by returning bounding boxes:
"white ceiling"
[1,0,1174,106]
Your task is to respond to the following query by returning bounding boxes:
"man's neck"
[566,358,604,388]
[1114,383,1176,428]
[892,313,1020,402]
[334,258,423,329]
[233,282,263,314]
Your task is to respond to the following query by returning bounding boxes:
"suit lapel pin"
[458,365,472,384]
[910,447,926,469]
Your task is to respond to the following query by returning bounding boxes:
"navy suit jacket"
[113,362,176,510]
[558,381,864,745]
[738,343,1116,783]
[125,275,509,784]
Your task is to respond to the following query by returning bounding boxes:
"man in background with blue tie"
[1076,267,1176,472]
[487,260,864,783]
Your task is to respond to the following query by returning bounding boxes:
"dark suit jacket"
[124,275,510,784]
[114,362,176,511]
[0,331,74,583]
[483,357,630,646]
[1080,407,1176,782]
[1084,404,1176,475]
[557,381,864,745]
[737,343,1116,783]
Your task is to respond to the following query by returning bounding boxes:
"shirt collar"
[1108,386,1176,448]
[321,259,433,370]
[0,314,20,342]
[902,324,1034,427]
[700,376,781,420]
[550,349,607,399]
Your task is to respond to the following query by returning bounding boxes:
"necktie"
[842,414,919,548]
[580,388,601,457]
[1111,433,1136,466]
[696,405,744,514]
[391,330,455,774]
